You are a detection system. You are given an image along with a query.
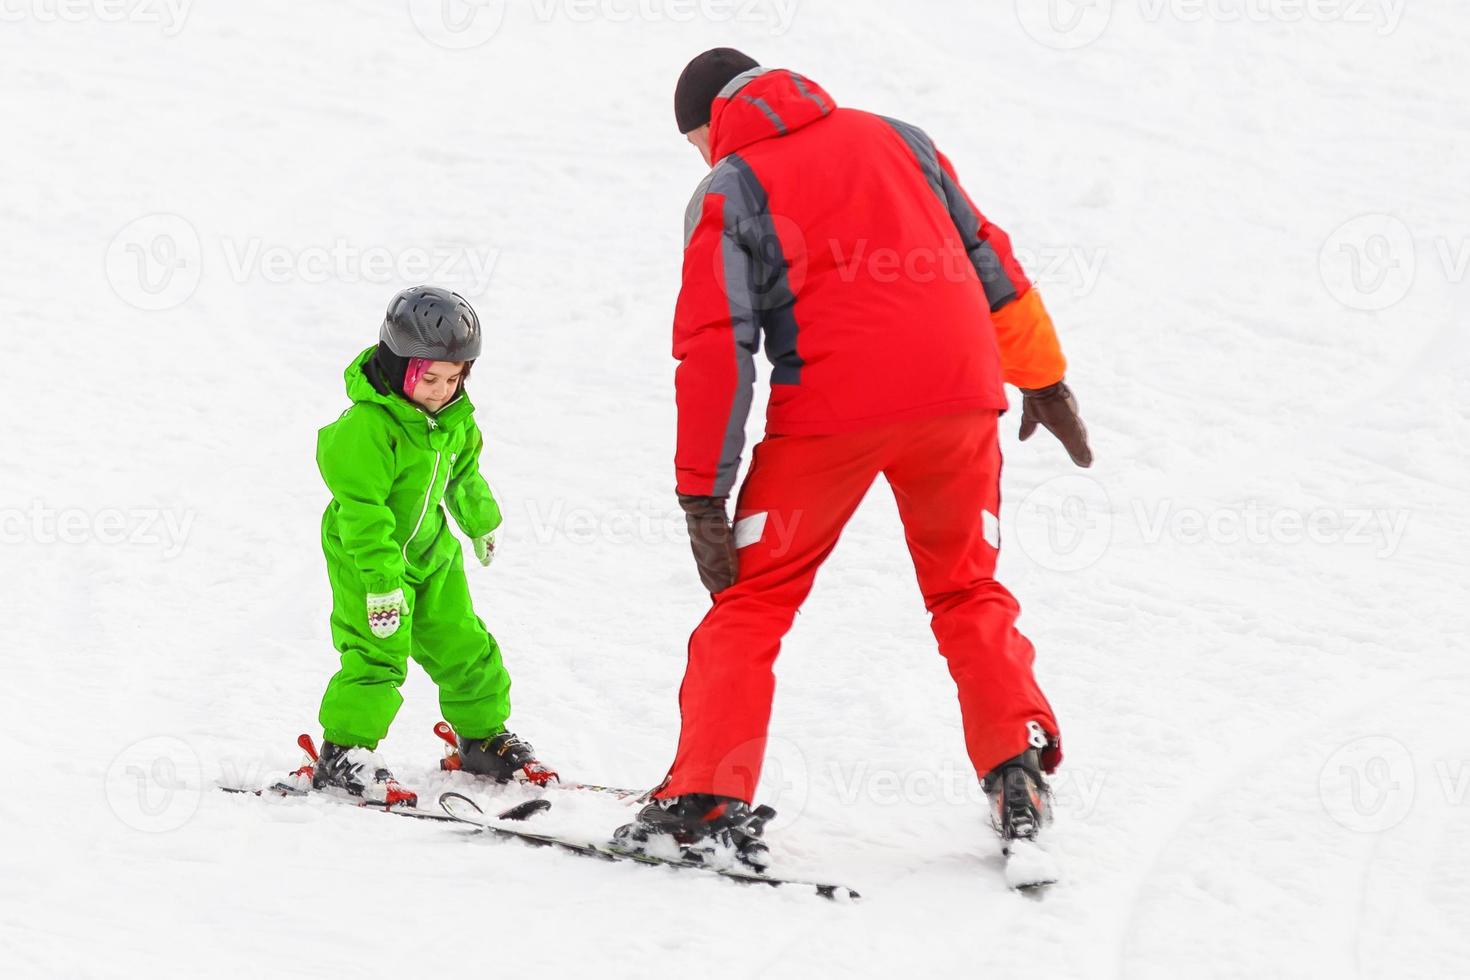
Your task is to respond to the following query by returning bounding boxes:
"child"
[312,285,554,805]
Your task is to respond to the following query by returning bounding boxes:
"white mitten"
[366,588,409,638]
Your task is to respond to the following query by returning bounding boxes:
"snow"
[4,2,1468,977]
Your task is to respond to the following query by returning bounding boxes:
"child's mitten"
[472,530,497,568]
[366,588,409,638]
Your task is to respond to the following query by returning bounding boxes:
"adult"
[617,49,1092,865]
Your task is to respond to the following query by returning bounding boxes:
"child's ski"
[220,782,550,824]
[219,733,552,824]
[435,791,861,901]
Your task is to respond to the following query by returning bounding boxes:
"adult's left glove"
[678,494,737,595]
[1019,379,1094,468]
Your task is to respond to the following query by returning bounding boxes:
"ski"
[220,733,553,824]
[986,753,1060,893]
[433,721,646,801]
[436,791,861,901]
[220,783,550,824]
[1002,838,1060,892]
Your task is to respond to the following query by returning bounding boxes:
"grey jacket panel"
[880,116,1018,312]
[681,153,805,497]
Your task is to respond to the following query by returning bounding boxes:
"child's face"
[409,361,465,412]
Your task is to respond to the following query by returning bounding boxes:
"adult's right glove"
[678,494,738,595]
[366,587,409,639]
[1019,379,1094,468]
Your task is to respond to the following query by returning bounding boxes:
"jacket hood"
[343,345,474,431]
[708,68,836,161]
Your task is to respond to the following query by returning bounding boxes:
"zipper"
[402,450,442,562]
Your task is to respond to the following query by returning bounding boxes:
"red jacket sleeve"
[673,166,760,497]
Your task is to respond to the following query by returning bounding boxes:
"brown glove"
[678,494,738,594]
[1019,380,1094,468]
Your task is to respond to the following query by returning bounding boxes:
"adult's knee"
[922,578,1019,618]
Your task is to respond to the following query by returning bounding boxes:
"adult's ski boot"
[984,746,1052,841]
[613,794,775,871]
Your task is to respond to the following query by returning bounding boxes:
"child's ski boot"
[435,722,560,786]
[312,740,418,807]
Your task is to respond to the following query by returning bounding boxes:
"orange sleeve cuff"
[991,288,1067,389]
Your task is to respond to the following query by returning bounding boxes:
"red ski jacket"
[673,68,1068,497]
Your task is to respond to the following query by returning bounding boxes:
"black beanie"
[675,47,760,134]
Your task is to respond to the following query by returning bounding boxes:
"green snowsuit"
[316,347,507,750]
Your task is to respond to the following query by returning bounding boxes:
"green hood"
[343,345,477,434]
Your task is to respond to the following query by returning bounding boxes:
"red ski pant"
[658,409,1061,802]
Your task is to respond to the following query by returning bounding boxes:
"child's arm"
[445,419,503,543]
[316,407,407,593]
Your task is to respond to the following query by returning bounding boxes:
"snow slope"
[3,2,1468,977]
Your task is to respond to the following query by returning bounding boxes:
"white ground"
[3,2,1468,977]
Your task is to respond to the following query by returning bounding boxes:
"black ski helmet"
[380,286,482,361]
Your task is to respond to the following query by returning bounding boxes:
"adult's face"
[686,125,713,167]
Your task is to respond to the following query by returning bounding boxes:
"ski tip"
[496,798,552,822]
[817,884,862,902]
[438,792,549,823]
[438,790,484,818]
[1003,838,1060,893]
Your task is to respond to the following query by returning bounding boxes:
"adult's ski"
[435,791,860,901]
